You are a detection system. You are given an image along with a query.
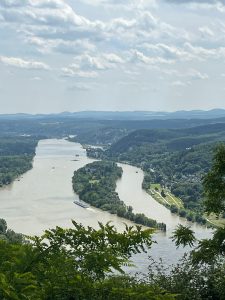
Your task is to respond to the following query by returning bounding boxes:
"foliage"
[172,145,225,265]
[31,220,154,279]
[203,144,225,215]
[146,256,225,300]
[0,219,24,244]
[171,224,196,248]
[0,219,177,299]
[73,161,166,230]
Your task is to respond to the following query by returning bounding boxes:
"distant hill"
[1,109,225,120]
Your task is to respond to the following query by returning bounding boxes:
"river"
[0,139,211,270]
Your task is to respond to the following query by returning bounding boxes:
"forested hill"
[86,122,225,222]
[0,136,40,187]
[1,115,225,146]
[107,122,225,155]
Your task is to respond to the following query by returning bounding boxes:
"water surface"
[0,139,211,269]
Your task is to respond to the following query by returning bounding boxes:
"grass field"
[149,184,183,208]
[148,183,225,228]
[206,214,225,227]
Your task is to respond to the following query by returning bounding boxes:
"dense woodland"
[1,114,225,143]
[0,137,39,187]
[72,161,166,230]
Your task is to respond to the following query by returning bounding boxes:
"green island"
[0,137,40,187]
[72,161,166,231]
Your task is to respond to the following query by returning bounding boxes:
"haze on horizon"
[1,0,225,114]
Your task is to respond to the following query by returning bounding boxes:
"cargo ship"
[73,200,89,209]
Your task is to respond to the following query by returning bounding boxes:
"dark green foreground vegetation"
[1,219,225,300]
[0,219,176,300]
[0,137,39,187]
[72,161,166,231]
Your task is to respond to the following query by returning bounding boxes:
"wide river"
[0,139,211,270]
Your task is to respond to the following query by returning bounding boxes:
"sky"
[1,0,225,113]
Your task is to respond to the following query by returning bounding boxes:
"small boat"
[73,200,89,209]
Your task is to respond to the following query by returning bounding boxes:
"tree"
[0,219,7,234]
[170,205,178,214]
[161,190,166,198]
[30,221,154,279]
[172,224,196,248]
[203,144,225,215]
[172,144,225,264]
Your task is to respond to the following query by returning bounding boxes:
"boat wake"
[86,207,96,213]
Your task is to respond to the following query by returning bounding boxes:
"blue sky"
[1,0,225,113]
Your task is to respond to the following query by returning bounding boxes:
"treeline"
[0,136,39,186]
[72,161,166,231]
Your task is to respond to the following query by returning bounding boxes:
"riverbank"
[0,136,40,187]
[145,182,223,228]
[86,147,216,228]
[72,160,166,231]
[144,182,207,226]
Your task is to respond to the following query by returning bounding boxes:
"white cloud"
[184,42,225,60]
[78,0,157,10]
[0,56,50,70]
[171,80,188,87]
[0,0,106,42]
[140,43,193,62]
[187,69,209,80]
[27,36,96,54]
[72,53,124,70]
[61,51,124,78]
[0,0,190,64]
[67,82,91,91]
[164,0,225,12]
[198,26,214,38]
[108,11,187,43]
[129,49,173,65]
[31,76,42,80]
[163,67,209,80]
[61,67,98,78]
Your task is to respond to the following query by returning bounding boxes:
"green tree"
[203,144,225,215]
[172,144,225,264]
